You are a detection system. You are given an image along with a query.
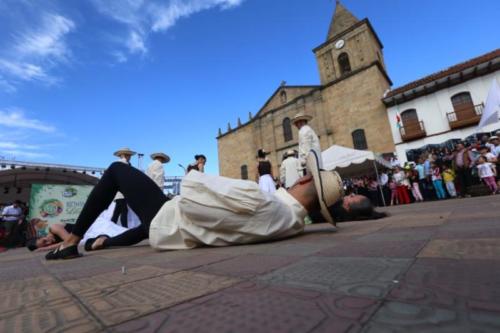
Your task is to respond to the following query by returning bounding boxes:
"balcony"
[399,121,426,142]
[446,103,483,130]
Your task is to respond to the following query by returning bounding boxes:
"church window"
[280,90,287,104]
[240,165,248,180]
[283,117,293,142]
[338,52,351,75]
[352,129,368,150]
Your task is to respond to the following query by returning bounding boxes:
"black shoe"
[84,234,109,252]
[45,244,81,260]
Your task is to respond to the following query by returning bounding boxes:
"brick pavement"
[1,195,499,332]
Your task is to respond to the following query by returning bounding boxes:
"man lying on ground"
[43,151,386,260]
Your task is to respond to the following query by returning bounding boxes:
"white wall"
[387,71,500,162]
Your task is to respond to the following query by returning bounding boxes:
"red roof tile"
[386,49,500,98]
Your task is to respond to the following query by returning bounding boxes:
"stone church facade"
[217,2,395,179]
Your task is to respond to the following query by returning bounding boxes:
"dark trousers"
[72,162,168,247]
[456,167,471,196]
[111,199,129,228]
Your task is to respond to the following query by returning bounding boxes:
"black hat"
[194,154,206,161]
[257,149,269,158]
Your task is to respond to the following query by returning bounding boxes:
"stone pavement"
[1,195,500,332]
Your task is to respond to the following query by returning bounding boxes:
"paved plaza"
[1,195,500,332]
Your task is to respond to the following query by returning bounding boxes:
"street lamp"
[178,164,186,174]
[137,153,145,170]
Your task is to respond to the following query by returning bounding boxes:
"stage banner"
[28,184,93,237]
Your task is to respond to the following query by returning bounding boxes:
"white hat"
[292,112,313,124]
[150,152,170,163]
[113,147,136,157]
[285,149,296,157]
[489,136,499,141]
[306,150,344,226]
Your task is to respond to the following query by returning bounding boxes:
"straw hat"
[292,112,313,124]
[113,147,136,157]
[306,150,344,226]
[150,152,170,163]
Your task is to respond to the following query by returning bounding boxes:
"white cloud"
[0,108,56,133]
[0,149,50,159]
[0,12,75,91]
[0,142,41,150]
[127,30,148,54]
[14,14,75,61]
[0,59,52,83]
[91,0,245,59]
[150,0,245,32]
[0,76,16,93]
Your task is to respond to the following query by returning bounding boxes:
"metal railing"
[446,103,484,129]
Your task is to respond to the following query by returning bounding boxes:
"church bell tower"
[314,1,387,85]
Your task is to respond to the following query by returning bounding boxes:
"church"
[217,1,395,179]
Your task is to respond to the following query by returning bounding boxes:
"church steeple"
[327,1,359,40]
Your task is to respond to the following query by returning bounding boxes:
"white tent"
[322,145,392,206]
[321,145,391,177]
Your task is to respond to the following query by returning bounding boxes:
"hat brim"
[151,154,170,163]
[306,150,335,226]
[114,150,136,157]
[292,115,313,124]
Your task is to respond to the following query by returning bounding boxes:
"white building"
[383,49,500,162]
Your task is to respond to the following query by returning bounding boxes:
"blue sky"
[0,0,499,176]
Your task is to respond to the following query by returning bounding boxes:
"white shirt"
[298,125,322,167]
[280,156,302,188]
[477,163,495,178]
[494,145,500,157]
[392,171,406,185]
[378,173,389,186]
[146,160,165,189]
[2,205,22,222]
[149,171,307,250]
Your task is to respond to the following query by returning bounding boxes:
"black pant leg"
[72,162,168,238]
[119,200,129,228]
[102,226,148,247]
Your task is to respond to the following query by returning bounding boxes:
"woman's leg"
[119,200,129,228]
[71,162,167,239]
[103,226,148,247]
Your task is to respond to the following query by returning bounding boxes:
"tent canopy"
[321,145,391,177]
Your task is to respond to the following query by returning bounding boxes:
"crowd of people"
[344,133,500,206]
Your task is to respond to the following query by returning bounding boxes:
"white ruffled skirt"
[258,174,276,193]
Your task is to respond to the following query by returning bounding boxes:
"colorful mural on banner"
[28,184,93,237]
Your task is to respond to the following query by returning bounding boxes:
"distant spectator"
[431,162,446,200]
[256,149,275,194]
[442,164,457,198]
[187,154,207,173]
[477,156,498,195]
[393,166,410,204]
[1,200,24,236]
[280,150,301,189]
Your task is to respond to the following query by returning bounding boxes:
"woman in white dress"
[256,149,276,193]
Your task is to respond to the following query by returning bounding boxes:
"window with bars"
[240,165,248,180]
[283,117,293,142]
[352,129,368,150]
